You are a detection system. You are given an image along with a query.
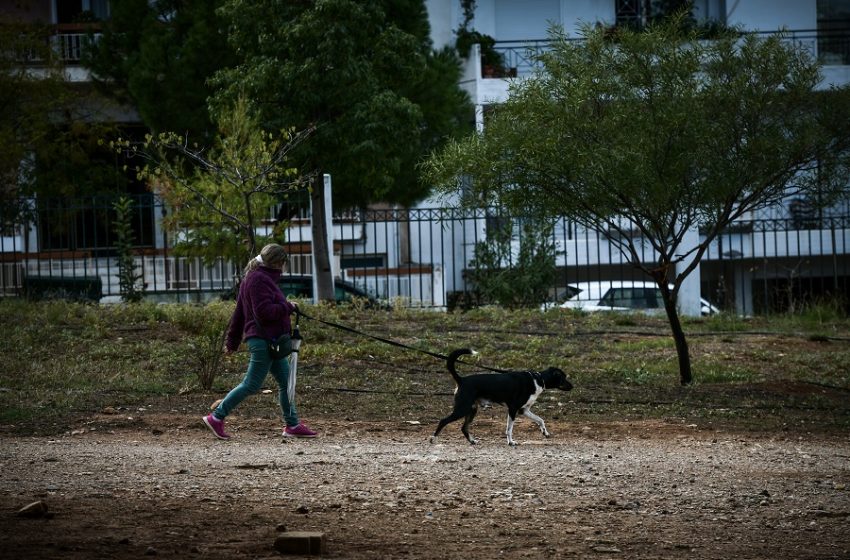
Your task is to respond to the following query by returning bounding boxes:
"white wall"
[467,0,616,40]
[428,0,820,43]
[561,0,616,36]
[425,0,456,50]
[495,0,560,40]
[726,0,817,31]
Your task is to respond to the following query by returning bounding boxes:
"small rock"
[17,501,48,518]
[144,546,158,555]
[296,505,310,514]
[274,532,327,555]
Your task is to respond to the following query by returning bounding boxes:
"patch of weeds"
[796,298,848,326]
[701,312,753,333]
[106,301,170,326]
[161,302,232,389]
[614,337,674,353]
[600,362,672,385]
[613,314,639,327]
[694,366,759,384]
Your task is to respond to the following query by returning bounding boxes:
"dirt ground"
[3,407,850,560]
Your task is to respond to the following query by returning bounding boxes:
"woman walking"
[203,243,316,440]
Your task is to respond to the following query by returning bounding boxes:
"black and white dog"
[431,348,573,446]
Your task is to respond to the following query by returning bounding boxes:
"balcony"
[52,23,102,63]
[52,32,99,62]
[483,29,850,80]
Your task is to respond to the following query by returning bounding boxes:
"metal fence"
[1,195,848,313]
[493,29,850,78]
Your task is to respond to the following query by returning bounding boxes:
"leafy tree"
[116,97,314,266]
[212,0,471,300]
[1,16,127,229]
[214,0,469,208]
[0,17,67,223]
[85,0,234,141]
[425,19,850,385]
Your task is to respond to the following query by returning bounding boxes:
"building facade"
[2,0,849,313]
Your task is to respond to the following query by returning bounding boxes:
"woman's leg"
[269,356,299,427]
[214,338,271,419]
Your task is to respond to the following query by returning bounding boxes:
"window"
[56,0,109,23]
[56,0,84,24]
[616,0,725,31]
[600,287,662,309]
[818,0,850,64]
[616,0,647,30]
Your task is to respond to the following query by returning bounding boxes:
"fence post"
[676,225,702,316]
[310,174,336,304]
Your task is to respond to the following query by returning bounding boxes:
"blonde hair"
[243,243,288,275]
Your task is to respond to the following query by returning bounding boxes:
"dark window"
[818,0,850,64]
[600,287,663,309]
[56,0,84,23]
[37,194,155,253]
[616,0,647,30]
[340,255,385,269]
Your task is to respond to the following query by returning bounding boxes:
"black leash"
[296,309,511,373]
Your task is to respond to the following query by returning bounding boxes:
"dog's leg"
[523,408,550,438]
[461,407,479,445]
[505,410,519,446]
[431,410,466,444]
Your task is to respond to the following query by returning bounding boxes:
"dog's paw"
[468,438,479,445]
[543,431,551,438]
[507,440,518,447]
[429,436,438,444]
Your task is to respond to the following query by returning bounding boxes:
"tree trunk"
[660,286,693,385]
[310,176,335,302]
[244,193,257,256]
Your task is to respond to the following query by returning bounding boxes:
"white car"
[543,281,719,316]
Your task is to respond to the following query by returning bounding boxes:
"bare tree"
[116,97,315,268]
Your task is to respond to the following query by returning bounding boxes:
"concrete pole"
[676,226,703,317]
[310,174,336,304]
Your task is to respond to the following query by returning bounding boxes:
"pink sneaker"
[283,423,317,438]
[202,414,231,440]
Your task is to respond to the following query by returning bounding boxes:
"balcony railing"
[489,29,850,78]
[52,32,101,62]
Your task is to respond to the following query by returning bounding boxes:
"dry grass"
[1,299,848,435]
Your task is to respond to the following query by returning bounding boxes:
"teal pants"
[214,337,299,427]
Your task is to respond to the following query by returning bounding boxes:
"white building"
[2,0,848,313]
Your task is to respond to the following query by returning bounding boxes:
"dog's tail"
[447,348,475,385]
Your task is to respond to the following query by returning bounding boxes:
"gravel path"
[2,417,849,559]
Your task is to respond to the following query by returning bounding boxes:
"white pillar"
[676,226,703,317]
[310,174,336,304]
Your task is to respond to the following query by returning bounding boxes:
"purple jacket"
[226,266,297,352]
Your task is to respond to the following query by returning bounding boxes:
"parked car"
[542,281,719,316]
